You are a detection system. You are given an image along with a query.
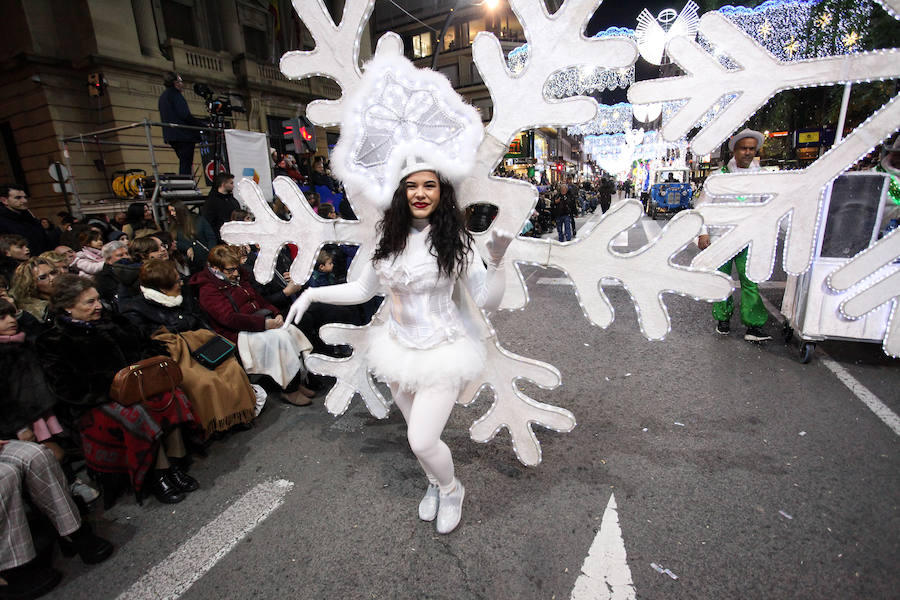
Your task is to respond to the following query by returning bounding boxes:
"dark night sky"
[581,1,740,103]
[586,1,677,34]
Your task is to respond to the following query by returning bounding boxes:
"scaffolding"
[59,119,217,225]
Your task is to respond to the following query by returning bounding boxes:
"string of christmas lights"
[569,102,633,135]
[713,0,873,62]
[507,27,637,98]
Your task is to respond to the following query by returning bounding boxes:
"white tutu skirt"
[367,326,486,393]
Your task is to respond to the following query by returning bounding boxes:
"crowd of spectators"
[0,178,373,599]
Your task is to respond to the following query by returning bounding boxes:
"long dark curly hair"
[373,173,474,278]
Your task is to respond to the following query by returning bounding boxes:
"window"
[466,18,485,45]
[412,32,432,58]
[161,0,197,46]
[243,26,269,60]
[153,0,221,51]
[442,26,456,51]
[238,2,271,61]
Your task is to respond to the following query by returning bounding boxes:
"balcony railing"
[165,39,236,86]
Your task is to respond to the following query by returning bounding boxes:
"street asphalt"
[43,208,899,600]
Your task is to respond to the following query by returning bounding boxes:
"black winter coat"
[201,190,240,242]
[0,256,21,284]
[0,341,58,438]
[158,88,204,143]
[111,261,142,300]
[36,315,160,425]
[94,263,120,305]
[118,293,207,339]
[0,205,50,255]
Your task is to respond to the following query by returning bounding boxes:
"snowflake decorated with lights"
[224,0,900,466]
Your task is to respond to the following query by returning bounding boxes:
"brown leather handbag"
[109,356,183,407]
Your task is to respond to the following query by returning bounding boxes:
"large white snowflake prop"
[628,12,900,156]
[628,9,900,286]
[693,97,900,282]
[225,0,900,466]
[827,228,900,357]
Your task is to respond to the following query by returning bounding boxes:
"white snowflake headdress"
[330,53,484,210]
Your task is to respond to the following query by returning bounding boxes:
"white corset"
[374,223,465,349]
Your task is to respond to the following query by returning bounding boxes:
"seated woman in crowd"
[120,260,257,437]
[113,235,168,300]
[0,299,98,504]
[72,229,105,277]
[37,274,200,505]
[94,240,130,307]
[10,257,60,322]
[190,245,316,405]
[121,202,157,241]
[167,200,217,273]
[154,230,190,277]
[40,250,75,275]
[0,275,42,336]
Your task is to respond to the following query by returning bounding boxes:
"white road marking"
[758,290,900,437]
[570,493,636,600]
[820,358,900,437]
[117,479,295,600]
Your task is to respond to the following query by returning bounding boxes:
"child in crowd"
[0,234,30,282]
[317,203,336,220]
[72,230,105,277]
[307,249,336,288]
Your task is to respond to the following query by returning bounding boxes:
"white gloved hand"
[284,292,312,327]
[485,228,514,266]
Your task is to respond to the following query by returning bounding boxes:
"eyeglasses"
[36,269,61,281]
[221,266,240,274]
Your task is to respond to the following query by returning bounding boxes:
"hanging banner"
[225,129,272,202]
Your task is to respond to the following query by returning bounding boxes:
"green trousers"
[712,248,768,327]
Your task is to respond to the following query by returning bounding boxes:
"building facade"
[0,0,365,218]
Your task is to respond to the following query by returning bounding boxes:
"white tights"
[389,382,459,494]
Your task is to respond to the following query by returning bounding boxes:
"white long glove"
[283,291,313,328]
[485,228,513,266]
[283,260,381,327]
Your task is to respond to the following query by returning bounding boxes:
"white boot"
[436,479,464,534]
[418,484,439,521]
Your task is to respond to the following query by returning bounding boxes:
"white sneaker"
[436,479,465,534]
[70,478,100,504]
[418,484,439,522]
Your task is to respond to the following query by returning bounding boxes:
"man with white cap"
[697,128,771,342]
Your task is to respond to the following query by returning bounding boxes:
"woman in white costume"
[286,163,511,534]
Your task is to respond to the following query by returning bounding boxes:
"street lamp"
[431,0,498,71]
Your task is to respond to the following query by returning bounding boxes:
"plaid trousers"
[0,441,81,570]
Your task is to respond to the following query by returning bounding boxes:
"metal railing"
[59,119,220,225]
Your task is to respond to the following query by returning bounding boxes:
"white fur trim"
[331,52,483,210]
[140,286,183,307]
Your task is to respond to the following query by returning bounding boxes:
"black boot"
[58,523,114,565]
[149,471,185,504]
[0,562,62,600]
[168,464,199,493]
